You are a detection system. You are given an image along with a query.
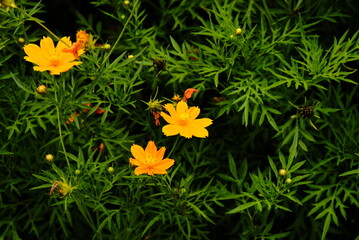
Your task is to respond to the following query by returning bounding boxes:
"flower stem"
[78,0,141,99]
[17,8,71,47]
[167,136,180,158]
[54,86,71,169]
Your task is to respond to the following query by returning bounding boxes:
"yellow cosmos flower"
[129,141,175,176]
[23,36,82,75]
[160,101,213,138]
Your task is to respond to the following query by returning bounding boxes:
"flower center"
[179,113,190,125]
[145,153,156,164]
[48,49,61,66]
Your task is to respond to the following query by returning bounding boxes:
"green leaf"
[228,153,238,179]
[10,72,34,95]
[321,213,331,240]
[187,202,214,224]
[226,201,259,214]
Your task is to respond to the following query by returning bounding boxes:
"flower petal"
[163,103,177,118]
[179,126,195,138]
[40,37,55,51]
[162,124,181,136]
[155,147,166,163]
[24,44,50,66]
[129,157,145,167]
[154,158,174,170]
[160,112,177,124]
[131,144,146,161]
[145,141,157,157]
[176,101,188,114]
[187,106,200,120]
[191,118,213,128]
[134,166,151,175]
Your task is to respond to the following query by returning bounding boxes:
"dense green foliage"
[1,0,359,239]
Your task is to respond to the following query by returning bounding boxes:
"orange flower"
[161,101,213,138]
[129,141,175,176]
[66,112,79,125]
[23,36,82,75]
[95,107,105,114]
[62,30,90,60]
[182,88,198,102]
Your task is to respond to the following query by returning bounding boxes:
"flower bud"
[279,169,287,176]
[75,169,81,175]
[18,37,25,43]
[124,0,130,6]
[285,178,292,184]
[104,44,111,50]
[108,167,115,174]
[235,28,242,35]
[36,85,47,94]
[45,154,54,162]
[128,54,134,59]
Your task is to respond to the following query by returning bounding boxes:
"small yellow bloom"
[235,28,242,35]
[23,36,82,75]
[161,101,213,138]
[129,141,175,176]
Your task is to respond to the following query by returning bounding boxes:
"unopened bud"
[285,178,292,184]
[103,44,111,50]
[45,154,54,162]
[108,167,115,174]
[36,85,47,94]
[235,28,242,35]
[279,169,287,176]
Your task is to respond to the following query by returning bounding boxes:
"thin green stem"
[17,8,71,47]
[78,0,141,99]
[54,90,71,169]
[167,136,180,158]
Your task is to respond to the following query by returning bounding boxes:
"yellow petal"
[162,124,181,136]
[191,118,213,128]
[40,37,55,51]
[56,37,72,51]
[187,106,200,120]
[160,112,177,124]
[190,125,209,138]
[163,103,177,118]
[24,44,50,66]
[176,101,188,114]
[179,126,195,138]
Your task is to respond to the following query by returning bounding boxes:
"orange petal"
[145,141,157,157]
[130,144,146,161]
